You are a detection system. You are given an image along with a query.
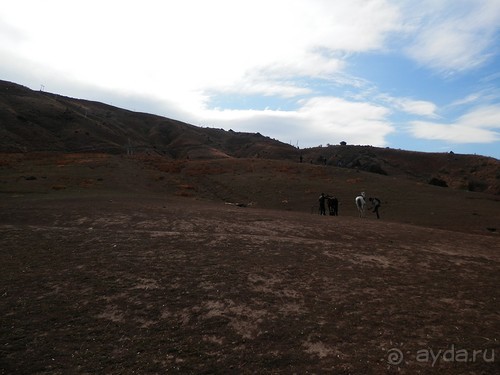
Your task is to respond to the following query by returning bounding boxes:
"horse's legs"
[358,204,365,218]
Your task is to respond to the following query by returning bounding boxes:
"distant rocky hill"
[0,80,299,160]
[1,80,499,194]
[301,144,500,195]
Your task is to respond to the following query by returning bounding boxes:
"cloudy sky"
[1,0,500,158]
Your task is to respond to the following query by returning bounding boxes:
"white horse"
[355,192,366,217]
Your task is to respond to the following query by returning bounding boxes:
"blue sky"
[1,0,499,158]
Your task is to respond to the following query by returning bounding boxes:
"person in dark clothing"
[319,193,326,215]
[327,197,333,215]
[327,196,339,216]
[369,197,381,219]
[331,197,339,216]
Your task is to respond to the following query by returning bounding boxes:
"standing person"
[331,197,339,216]
[369,197,381,219]
[327,196,339,216]
[327,196,333,215]
[319,193,326,215]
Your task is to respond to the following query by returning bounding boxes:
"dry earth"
[1,192,499,374]
[1,153,499,374]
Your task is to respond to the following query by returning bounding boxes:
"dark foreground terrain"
[1,153,499,374]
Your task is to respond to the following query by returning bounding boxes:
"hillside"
[1,164,499,373]
[0,80,298,160]
[301,144,500,195]
[1,153,499,236]
[1,80,499,194]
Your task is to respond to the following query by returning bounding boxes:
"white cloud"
[299,97,394,145]
[410,122,498,143]
[2,0,499,156]
[403,0,500,74]
[410,105,500,143]
[396,99,438,118]
[0,1,402,109]
[449,88,500,108]
[458,106,500,129]
[450,93,483,107]
[197,96,394,147]
[378,95,438,118]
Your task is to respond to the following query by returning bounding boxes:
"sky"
[1,0,500,159]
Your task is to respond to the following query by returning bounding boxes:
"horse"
[355,192,366,217]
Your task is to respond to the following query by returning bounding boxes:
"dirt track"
[1,195,499,374]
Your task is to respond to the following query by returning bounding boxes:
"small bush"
[429,177,448,187]
[178,184,196,190]
[365,163,387,175]
[467,179,488,192]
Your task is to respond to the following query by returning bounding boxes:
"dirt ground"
[1,192,499,374]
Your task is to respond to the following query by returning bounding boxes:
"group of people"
[319,192,381,219]
[318,193,339,216]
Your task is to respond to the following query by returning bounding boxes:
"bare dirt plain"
[1,154,499,374]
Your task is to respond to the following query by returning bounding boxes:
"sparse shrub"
[175,190,193,197]
[429,177,448,187]
[467,179,488,192]
[346,178,363,184]
[365,163,387,175]
[178,184,196,190]
[316,155,327,164]
[276,165,299,174]
[154,161,185,173]
[80,179,95,188]
[185,164,226,176]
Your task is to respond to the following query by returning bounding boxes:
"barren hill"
[1,80,499,194]
[0,80,298,160]
[302,144,500,195]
